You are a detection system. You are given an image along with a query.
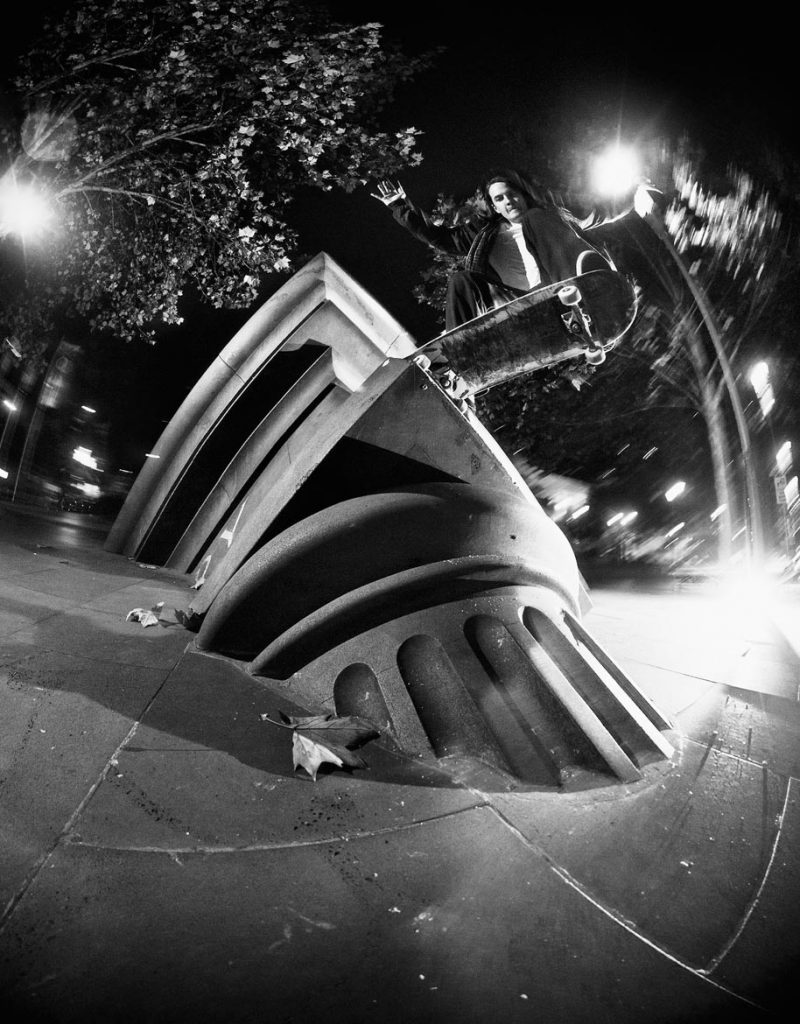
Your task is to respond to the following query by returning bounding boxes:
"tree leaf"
[278,711,380,750]
[125,601,164,627]
[265,711,380,780]
[291,732,370,781]
[1,0,435,355]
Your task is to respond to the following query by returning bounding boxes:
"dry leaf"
[125,601,164,627]
[292,732,346,781]
[175,607,202,632]
[264,712,380,781]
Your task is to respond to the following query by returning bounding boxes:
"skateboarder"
[372,169,614,330]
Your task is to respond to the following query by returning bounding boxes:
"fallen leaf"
[292,732,346,781]
[125,601,164,627]
[175,607,203,632]
[264,712,380,781]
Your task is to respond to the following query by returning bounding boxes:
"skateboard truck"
[558,285,607,365]
[412,352,473,412]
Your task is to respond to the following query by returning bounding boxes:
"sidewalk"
[1,502,798,1023]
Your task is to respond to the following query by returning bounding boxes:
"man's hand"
[370,179,406,206]
[634,183,667,218]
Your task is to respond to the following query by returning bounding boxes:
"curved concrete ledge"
[166,349,335,571]
[195,481,580,660]
[246,556,581,680]
[105,252,417,558]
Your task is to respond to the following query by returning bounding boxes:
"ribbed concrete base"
[265,584,673,790]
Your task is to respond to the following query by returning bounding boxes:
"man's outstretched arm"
[370,179,477,256]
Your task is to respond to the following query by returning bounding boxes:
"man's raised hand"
[370,179,406,206]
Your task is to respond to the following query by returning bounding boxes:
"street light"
[0,172,54,239]
[591,144,641,199]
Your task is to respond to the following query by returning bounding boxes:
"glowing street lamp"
[0,172,54,239]
[591,144,641,199]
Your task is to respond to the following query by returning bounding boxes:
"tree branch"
[23,46,153,97]
[58,122,220,191]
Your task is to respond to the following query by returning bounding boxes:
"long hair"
[481,168,578,224]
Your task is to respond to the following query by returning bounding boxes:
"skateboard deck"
[416,270,637,395]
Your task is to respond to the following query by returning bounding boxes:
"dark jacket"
[391,198,610,285]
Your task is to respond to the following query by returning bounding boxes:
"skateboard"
[413,270,637,396]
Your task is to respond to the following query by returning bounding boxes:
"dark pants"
[445,272,524,331]
[445,208,612,330]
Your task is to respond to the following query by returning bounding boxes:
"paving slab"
[0,807,765,1024]
[711,776,800,1011]
[1,563,146,602]
[9,607,190,671]
[493,739,786,969]
[0,580,75,638]
[584,587,800,701]
[0,648,176,910]
[72,651,485,852]
[0,542,64,578]
[1,508,796,1023]
[677,684,800,779]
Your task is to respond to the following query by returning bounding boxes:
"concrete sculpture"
[107,252,672,787]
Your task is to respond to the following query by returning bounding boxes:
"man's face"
[488,181,529,223]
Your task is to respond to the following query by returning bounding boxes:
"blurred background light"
[750,361,775,417]
[72,446,98,470]
[776,441,792,475]
[665,481,686,502]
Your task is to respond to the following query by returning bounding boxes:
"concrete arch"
[104,251,417,566]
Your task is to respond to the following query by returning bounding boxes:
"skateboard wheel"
[558,285,581,306]
[585,346,606,366]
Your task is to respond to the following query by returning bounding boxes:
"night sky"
[2,2,797,475]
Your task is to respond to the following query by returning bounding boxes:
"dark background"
[2,1,797,475]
